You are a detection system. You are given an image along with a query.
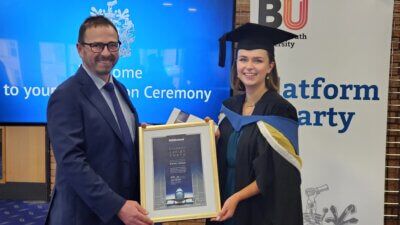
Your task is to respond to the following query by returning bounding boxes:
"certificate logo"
[90,0,135,57]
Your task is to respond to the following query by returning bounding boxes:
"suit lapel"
[76,67,125,144]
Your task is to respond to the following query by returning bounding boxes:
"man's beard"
[95,55,117,75]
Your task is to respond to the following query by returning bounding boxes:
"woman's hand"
[204,117,220,140]
[214,127,221,140]
[211,181,260,222]
[213,194,240,221]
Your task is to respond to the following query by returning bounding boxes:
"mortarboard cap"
[219,23,297,67]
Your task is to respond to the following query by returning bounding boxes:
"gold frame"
[139,121,221,223]
[0,126,5,183]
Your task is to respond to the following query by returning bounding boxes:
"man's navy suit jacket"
[46,66,140,225]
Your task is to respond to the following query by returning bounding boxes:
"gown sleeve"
[252,102,303,225]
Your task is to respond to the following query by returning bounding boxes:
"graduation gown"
[208,90,303,225]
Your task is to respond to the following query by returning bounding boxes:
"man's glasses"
[80,41,121,53]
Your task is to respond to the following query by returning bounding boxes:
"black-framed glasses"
[80,41,121,53]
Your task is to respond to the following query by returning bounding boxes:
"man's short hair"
[78,15,119,43]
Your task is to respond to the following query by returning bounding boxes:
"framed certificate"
[139,121,221,223]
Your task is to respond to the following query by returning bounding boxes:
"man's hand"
[118,200,153,225]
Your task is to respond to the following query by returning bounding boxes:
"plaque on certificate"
[153,134,206,209]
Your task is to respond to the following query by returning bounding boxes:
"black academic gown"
[208,90,303,225]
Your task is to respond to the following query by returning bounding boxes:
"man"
[46,15,153,225]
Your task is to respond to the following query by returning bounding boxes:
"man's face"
[77,25,119,79]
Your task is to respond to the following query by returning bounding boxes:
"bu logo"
[90,0,135,57]
[259,0,308,30]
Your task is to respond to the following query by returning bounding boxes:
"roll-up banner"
[250,1,394,224]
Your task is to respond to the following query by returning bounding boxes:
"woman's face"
[236,49,274,90]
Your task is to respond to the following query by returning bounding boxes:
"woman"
[209,23,303,225]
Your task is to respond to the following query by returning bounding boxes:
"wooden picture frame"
[139,121,220,223]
